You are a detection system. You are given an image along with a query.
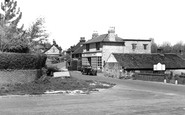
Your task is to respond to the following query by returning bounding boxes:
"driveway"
[0,71,185,115]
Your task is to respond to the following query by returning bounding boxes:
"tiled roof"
[84,34,124,44]
[72,45,84,54]
[44,44,62,53]
[71,41,84,52]
[85,34,151,44]
[112,53,185,70]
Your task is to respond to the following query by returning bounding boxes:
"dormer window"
[96,42,100,50]
[143,44,148,50]
[86,44,90,51]
[132,43,137,50]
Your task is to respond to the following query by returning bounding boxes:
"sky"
[2,0,185,50]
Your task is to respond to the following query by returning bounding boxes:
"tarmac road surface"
[1,71,185,115]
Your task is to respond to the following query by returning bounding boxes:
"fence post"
[175,80,178,85]
[164,79,166,83]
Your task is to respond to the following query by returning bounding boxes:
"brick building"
[82,27,151,71]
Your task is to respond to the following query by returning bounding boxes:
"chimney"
[80,37,86,43]
[108,27,116,41]
[92,31,98,39]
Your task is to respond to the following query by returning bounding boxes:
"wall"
[0,69,42,85]
[124,41,151,54]
[165,69,185,76]
[83,43,103,52]
[45,46,60,55]
[102,42,124,66]
[104,62,121,78]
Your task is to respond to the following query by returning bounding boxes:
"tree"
[0,0,29,53]
[150,38,158,53]
[172,41,184,53]
[160,41,172,53]
[26,17,49,52]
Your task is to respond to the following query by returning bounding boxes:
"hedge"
[133,73,165,82]
[0,53,47,70]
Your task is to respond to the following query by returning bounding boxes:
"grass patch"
[0,76,115,96]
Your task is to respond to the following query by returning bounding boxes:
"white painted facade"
[45,46,60,55]
[82,28,151,71]
[106,54,117,63]
[124,41,151,54]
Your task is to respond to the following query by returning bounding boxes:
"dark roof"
[72,45,84,54]
[112,53,185,70]
[44,43,62,53]
[85,34,124,44]
[84,34,151,44]
[71,41,85,52]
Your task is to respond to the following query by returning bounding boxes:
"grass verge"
[0,76,115,96]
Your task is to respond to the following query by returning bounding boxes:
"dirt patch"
[0,76,115,96]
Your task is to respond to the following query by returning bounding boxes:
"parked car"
[81,65,97,76]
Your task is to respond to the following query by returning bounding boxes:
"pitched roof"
[71,41,84,52]
[112,53,185,70]
[44,43,62,53]
[85,34,124,44]
[84,34,151,44]
[72,45,84,54]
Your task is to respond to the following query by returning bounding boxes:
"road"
[0,70,185,114]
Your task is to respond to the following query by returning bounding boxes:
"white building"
[82,27,151,71]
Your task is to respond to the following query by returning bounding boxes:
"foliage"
[0,0,30,53]
[151,38,185,54]
[46,65,61,76]
[0,53,47,69]
[27,18,49,53]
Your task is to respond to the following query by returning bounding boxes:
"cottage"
[66,37,86,70]
[82,27,151,71]
[72,37,86,59]
[44,40,62,56]
[105,53,185,78]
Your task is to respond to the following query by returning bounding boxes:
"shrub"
[46,65,61,76]
[0,53,47,70]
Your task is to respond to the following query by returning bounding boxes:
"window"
[97,57,102,67]
[132,43,137,50]
[96,42,100,50]
[143,44,148,50]
[86,44,90,51]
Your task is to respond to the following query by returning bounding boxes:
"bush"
[0,53,47,70]
[46,65,61,76]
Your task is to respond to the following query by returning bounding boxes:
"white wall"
[106,54,117,63]
[45,46,60,55]
[102,43,124,65]
[124,41,151,54]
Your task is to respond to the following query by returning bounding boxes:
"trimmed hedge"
[133,73,165,82]
[0,53,47,70]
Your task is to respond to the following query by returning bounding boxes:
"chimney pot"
[108,27,116,41]
[92,31,98,39]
